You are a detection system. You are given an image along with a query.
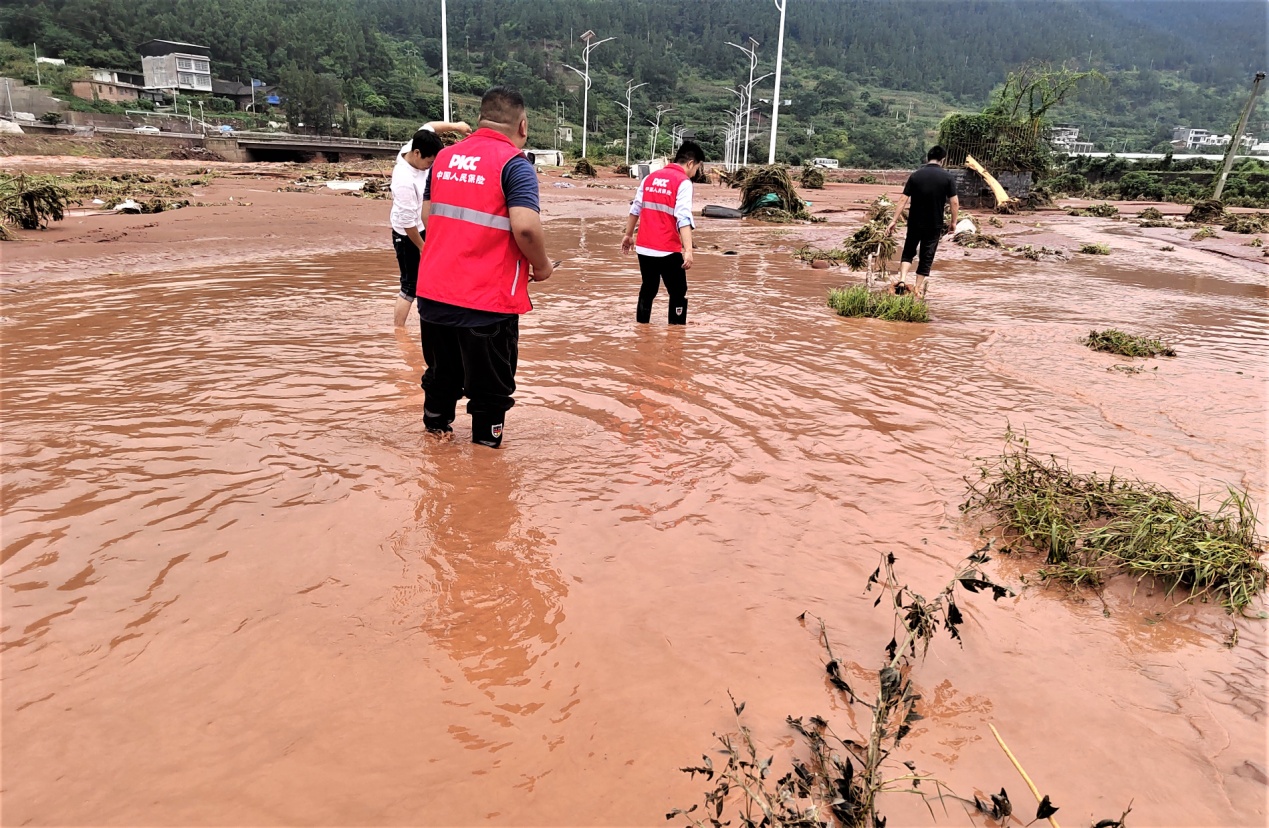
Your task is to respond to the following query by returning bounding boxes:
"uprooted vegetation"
[964,432,1267,614]
[1066,203,1120,218]
[672,550,1135,828]
[737,165,821,223]
[1079,242,1111,255]
[0,173,68,235]
[1083,328,1176,358]
[828,285,929,323]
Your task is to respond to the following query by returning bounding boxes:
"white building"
[1050,124,1094,154]
[140,39,212,93]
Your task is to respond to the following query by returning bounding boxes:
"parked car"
[133,125,160,134]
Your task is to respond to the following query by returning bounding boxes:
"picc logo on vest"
[448,154,481,171]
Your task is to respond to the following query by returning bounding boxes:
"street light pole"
[647,105,671,159]
[728,37,761,166]
[563,31,614,160]
[1213,71,1266,201]
[441,0,451,121]
[768,0,788,165]
[613,79,647,166]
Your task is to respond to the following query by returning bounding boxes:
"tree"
[986,62,1108,124]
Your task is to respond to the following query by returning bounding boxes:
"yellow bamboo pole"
[989,723,1061,828]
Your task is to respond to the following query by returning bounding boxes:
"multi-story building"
[139,39,212,94]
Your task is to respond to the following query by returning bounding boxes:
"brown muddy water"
[2,219,1267,826]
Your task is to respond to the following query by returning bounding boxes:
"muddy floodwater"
[3,218,1267,826]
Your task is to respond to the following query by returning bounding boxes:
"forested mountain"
[1,0,1263,166]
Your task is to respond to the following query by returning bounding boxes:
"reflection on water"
[2,221,1266,825]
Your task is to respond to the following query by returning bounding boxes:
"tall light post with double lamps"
[613,79,647,167]
[563,30,614,160]
[727,37,768,167]
[767,0,788,164]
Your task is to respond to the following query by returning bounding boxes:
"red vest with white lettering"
[635,164,689,253]
[418,129,532,314]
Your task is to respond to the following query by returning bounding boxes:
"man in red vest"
[621,141,706,324]
[417,87,554,448]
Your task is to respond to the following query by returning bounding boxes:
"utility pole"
[613,79,647,166]
[768,0,788,165]
[441,0,451,121]
[563,31,614,160]
[1213,71,1266,201]
[33,44,41,86]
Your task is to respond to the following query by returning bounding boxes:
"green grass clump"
[828,285,929,322]
[1079,242,1111,255]
[1083,328,1176,357]
[964,433,1268,613]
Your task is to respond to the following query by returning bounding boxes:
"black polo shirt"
[902,162,957,235]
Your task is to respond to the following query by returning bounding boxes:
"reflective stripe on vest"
[431,202,513,232]
[641,201,675,216]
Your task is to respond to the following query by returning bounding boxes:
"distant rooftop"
[138,39,211,58]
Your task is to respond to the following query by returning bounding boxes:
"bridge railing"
[232,131,401,150]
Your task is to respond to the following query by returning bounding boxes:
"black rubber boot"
[668,297,687,325]
[636,299,653,324]
[423,400,456,435]
[471,413,505,448]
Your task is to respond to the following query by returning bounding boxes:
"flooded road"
[3,218,1266,825]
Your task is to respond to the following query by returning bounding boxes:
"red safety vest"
[635,163,689,253]
[418,128,532,314]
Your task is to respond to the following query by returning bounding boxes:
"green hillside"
[1,0,1263,167]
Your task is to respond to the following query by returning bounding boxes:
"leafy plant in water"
[671,550,1013,828]
[1083,329,1175,358]
[0,173,68,231]
[963,430,1268,613]
[1079,242,1111,255]
[828,285,928,323]
[1190,226,1218,241]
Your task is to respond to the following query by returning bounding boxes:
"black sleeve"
[902,176,913,197]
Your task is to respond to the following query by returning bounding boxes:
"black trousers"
[636,253,688,324]
[392,230,421,300]
[420,317,518,446]
[900,227,942,277]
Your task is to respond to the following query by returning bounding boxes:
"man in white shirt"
[391,121,471,326]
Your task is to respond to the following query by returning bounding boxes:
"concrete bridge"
[205,131,401,162]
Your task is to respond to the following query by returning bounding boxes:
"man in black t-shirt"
[886,145,959,298]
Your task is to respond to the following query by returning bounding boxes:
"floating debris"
[827,284,929,322]
[964,433,1267,613]
[1067,203,1119,218]
[1079,242,1111,255]
[1084,328,1175,358]
[1186,199,1225,223]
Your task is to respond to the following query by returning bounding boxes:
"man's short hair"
[927,145,947,162]
[674,140,706,165]
[480,86,526,126]
[409,129,444,158]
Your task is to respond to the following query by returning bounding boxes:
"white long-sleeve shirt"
[629,175,694,257]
